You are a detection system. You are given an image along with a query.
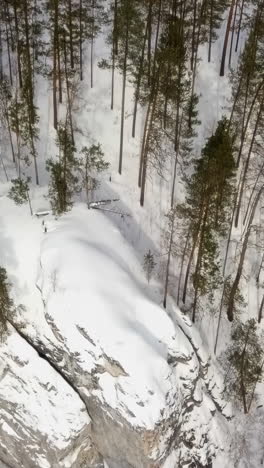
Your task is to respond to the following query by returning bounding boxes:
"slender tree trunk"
[235,0,245,52]
[234,94,264,227]
[151,0,162,82]
[177,228,190,305]
[223,178,241,276]
[191,0,197,71]
[220,0,235,76]
[192,204,209,323]
[27,190,33,215]
[0,156,8,181]
[58,32,62,104]
[182,217,203,304]
[63,30,74,146]
[256,252,264,284]
[228,0,239,69]
[132,19,148,138]
[240,325,251,414]
[118,14,129,175]
[111,0,119,109]
[214,281,227,355]
[208,0,213,62]
[189,0,206,128]
[0,24,3,82]
[258,294,264,324]
[13,1,23,89]
[68,0,74,69]
[79,0,83,80]
[163,214,175,309]
[140,72,159,206]
[236,76,264,169]
[138,101,151,188]
[227,184,264,321]
[171,100,182,207]
[147,0,152,86]
[4,12,12,86]
[90,0,95,88]
[53,0,58,129]
[243,161,264,225]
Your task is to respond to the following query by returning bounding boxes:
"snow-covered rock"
[0,201,230,467]
[0,327,102,468]
[8,204,225,467]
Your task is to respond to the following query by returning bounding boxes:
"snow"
[0,326,90,468]
[0,3,260,466]
[37,204,181,427]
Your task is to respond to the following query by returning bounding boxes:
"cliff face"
[0,205,229,468]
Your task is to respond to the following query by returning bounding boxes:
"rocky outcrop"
[0,207,230,468]
[0,328,103,468]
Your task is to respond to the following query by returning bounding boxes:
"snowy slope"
[0,190,230,467]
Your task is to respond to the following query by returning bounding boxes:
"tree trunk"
[140,72,159,206]
[90,0,95,88]
[258,294,264,324]
[243,161,264,226]
[63,31,74,146]
[132,18,148,138]
[13,1,23,88]
[147,0,152,86]
[208,0,213,62]
[118,13,129,175]
[192,204,209,323]
[138,101,151,188]
[228,0,239,69]
[58,32,62,104]
[79,0,83,80]
[177,227,190,306]
[227,184,264,321]
[191,0,197,71]
[4,10,12,86]
[163,214,175,309]
[53,0,58,129]
[220,0,235,77]
[240,324,251,414]
[235,76,264,169]
[151,0,162,83]
[68,0,74,69]
[214,281,226,355]
[235,0,245,52]
[234,93,264,227]
[182,216,203,304]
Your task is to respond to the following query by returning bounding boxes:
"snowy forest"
[0,0,264,467]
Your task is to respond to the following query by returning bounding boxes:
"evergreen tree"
[143,249,156,283]
[0,267,14,339]
[8,177,33,215]
[79,143,109,206]
[222,319,264,413]
[179,118,235,321]
[46,121,79,214]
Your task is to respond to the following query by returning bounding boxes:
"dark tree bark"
[220,0,235,77]
[227,184,264,321]
[118,12,129,175]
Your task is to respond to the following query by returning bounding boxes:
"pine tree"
[0,267,14,339]
[222,319,264,413]
[180,118,235,321]
[79,143,109,207]
[8,177,33,215]
[143,249,156,283]
[46,121,79,214]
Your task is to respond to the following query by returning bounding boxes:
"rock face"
[0,206,229,468]
[0,328,103,468]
